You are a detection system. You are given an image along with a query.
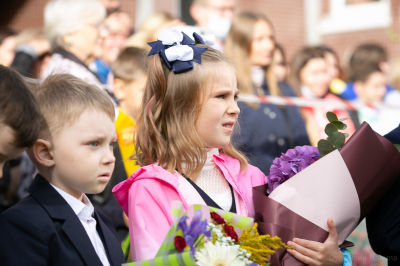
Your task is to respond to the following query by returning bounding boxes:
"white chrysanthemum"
[195,242,246,266]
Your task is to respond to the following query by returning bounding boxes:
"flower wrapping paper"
[253,122,400,266]
[123,201,254,266]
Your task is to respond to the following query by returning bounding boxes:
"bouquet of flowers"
[124,202,290,266]
[253,112,400,265]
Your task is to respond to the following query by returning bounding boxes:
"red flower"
[211,212,226,225]
[174,236,186,251]
[225,225,239,242]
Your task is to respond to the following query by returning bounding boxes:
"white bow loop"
[158,27,183,45]
[165,45,194,62]
[201,34,216,46]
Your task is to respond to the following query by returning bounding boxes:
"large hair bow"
[147,27,216,73]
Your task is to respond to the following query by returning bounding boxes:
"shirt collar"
[50,183,94,217]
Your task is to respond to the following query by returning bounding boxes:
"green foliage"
[325,123,338,136]
[327,112,338,122]
[327,132,346,149]
[395,144,400,153]
[318,112,350,158]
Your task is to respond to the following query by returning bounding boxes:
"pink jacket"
[112,153,266,261]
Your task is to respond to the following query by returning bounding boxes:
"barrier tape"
[25,77,400,111]
[237,94,400,111]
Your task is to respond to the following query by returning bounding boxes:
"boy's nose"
[103,148,116,165]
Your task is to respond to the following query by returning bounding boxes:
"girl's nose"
[228,100,240,115]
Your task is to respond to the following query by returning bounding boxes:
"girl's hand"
[287,218,343,266]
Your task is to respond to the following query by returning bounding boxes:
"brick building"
[6,0,400,67]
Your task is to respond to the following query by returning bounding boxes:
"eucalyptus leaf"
[331,121,347,130]
[339,117,349,122]
[395,144,400,153]
[326,112,338,122]
[344,133,349,138]
[327,132,346,149]
[318,139,336,158]
[325,123,338,136]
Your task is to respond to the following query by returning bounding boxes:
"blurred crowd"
[0,0,398,264]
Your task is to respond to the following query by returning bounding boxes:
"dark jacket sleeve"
[10,51,36,77]
[0,210,49,265]
[366,124,400,259]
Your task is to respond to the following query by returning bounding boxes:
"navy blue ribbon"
[147,32,208,74]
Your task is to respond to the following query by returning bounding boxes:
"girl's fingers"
[288,240,319,258]
[292,238,322,252]
[326,218,339,244]
[287,248,315,265]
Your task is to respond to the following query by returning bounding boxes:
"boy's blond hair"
[31,74,115,137]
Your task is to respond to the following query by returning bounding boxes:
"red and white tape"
[237,94,400,111]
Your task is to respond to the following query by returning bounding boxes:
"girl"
[113,28,347,266]
[224,11,310,176]
[289,47,357,146]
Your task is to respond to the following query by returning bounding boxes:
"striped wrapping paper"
[123,201,254,266]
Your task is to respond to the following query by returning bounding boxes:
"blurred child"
[0,65,42,182]
[289,47,356,146]
[343,43,391,100]
[354,64,400,136]
[0,74,124,265]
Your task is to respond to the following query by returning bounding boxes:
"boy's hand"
[287,218,343,266]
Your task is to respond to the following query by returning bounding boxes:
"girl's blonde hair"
[134,43,247,179]
[225,11,280,98]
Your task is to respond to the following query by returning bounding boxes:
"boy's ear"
[32,139,55,167]
[113,78,126,101]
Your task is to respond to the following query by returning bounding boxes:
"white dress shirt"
[50,184,110,266]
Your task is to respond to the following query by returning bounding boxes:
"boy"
[0,74,125,266]
[89,47,147,260]
[353,66,388,135]
[0,65,42,178]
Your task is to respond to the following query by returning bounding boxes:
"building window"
[319,0,391,35]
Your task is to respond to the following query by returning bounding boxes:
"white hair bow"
[158,28,194,62]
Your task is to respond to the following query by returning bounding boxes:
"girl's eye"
[217,94,226,99]
[89,141,99,147]
[234,95,239,101]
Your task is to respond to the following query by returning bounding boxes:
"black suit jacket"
[366,124,400,266]
[0,174,125,266]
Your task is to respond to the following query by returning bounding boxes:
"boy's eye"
[234,95,239,101]
[110,141,117,149]
[89,141,99,147]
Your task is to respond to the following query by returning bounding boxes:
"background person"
[189,0,235,50]
[90,11,133,84]
[225,11,310,175]
[343,43,392,101]
[41,0,107,90]
[125,12,184,50]
[288,47,357,146]
[273,43,289,82]
[0,65,42,213]
[0,27,17,67]
[10,29,51,78]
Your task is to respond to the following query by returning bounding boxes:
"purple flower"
[266,145,319,193]
[177,210,211,254]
